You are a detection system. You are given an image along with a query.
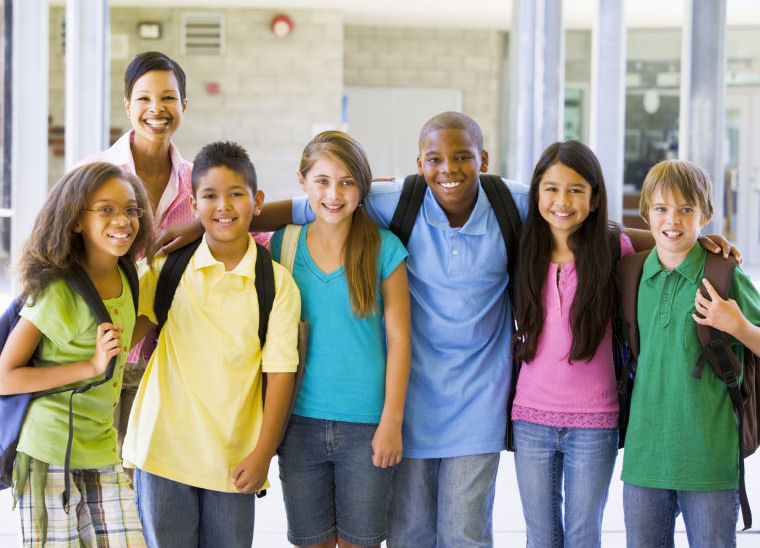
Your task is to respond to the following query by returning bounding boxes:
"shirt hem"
[403,441,506,459]
[621,473,738,491]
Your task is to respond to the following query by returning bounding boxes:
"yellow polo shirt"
[122,235,300,492]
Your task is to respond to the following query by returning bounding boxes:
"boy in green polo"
[621,159,760,547]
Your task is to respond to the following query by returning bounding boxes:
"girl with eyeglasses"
[0,162,154,546]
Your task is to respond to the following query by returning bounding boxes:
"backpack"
[0,256,139,511]
[506,227,623,451]
[617,250,759,530]
[389,173,522,302]
[153,237,308,497]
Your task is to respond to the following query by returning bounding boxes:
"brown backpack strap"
[693,253,753,529]
[617,250,649,359]
[693,254,739,380]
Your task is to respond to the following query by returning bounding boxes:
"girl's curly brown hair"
[16,162,154,303]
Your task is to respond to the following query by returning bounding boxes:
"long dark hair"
[16,162,154,303]
[514,140,617,363]
[300,131,380,318]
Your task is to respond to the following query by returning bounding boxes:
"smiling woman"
[71,51,198,461]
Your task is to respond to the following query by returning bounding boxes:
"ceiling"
[96,0,760,29]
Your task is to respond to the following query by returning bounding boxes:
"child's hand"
[698,234,743,264]
[693,279,745,336]
[232,451,269,494]
[89,323,123,376]
[371,421,403,468]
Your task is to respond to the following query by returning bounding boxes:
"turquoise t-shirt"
[271,225,408,423]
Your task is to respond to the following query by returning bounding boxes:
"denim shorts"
[277,415,394,546]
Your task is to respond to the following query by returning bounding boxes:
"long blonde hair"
[16,162,154,303]
[300,131,380,318]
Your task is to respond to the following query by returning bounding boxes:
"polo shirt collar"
[422,180,489,234]
[642,243,706,284]
[192,234,257,280]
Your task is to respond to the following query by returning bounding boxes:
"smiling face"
[124,69,186,147]
[299,154,362,230]
[537,162,596,241]
[647,185,710,270]
[75,177,140,264]
[190,166,262,250]
[417,128,488,227]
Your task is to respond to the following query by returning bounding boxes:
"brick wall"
[343,25,504,171]
[48,7,343,201]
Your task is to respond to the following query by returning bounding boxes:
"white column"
[679,0,726,232]
[507,0,564,185]
[11,0,49,260]
[65,0,110,170]
[589,0,626,223]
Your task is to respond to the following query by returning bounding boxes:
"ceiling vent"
[181,12,225,55]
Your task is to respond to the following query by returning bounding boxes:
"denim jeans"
[512,420,618,548]
[277,415,394,546]
[134,468,255,548]
[623,482,738,548]
[386,453,500,548]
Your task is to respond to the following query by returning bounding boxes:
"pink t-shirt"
[512,233,635,428]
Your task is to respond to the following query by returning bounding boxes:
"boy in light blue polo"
[292,112,529,546]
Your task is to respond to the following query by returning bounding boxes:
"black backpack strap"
[389,174,427,246]
[617,251,648,359]
[693,254,752,529]
[255,244,275,348]
[479,175,522,304]
[117,255,139,313]
[58,263,122,512]
[253,243,275,500]
[154,238,203,336]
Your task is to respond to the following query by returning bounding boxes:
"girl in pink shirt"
[509,141,633,548]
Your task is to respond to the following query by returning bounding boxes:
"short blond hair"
[639,160,714,223]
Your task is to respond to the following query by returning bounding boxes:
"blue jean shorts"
[277,414,394,546]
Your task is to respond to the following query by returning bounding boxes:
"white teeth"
[108,233,130,240]
[323,204,342,210]
[553,211,573,218]
[216,218,234,224]
[145,119,168,127]
[664,230,681,237]
[440,181,461,188]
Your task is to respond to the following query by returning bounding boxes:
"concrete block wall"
[343,25,504,172]
[48,7,344,201]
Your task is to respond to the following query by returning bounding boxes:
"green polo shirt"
[621,244,760,491]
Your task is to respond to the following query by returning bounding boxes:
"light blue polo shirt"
[293,178,529,458]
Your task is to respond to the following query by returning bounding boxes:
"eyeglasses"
[83,206,145,219]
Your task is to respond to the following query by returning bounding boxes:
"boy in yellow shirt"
[123,141,301,547]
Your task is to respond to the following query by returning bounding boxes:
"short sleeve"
[261,263,301,373]
[730,266,760,330]
[20,280,83,348]
[378,229,409,281]
[138,256,165,324]
[291,196,315,225]
[270,228,285,263]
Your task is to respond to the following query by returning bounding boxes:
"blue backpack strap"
[154,238,203,337]
[389,174,426,247]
